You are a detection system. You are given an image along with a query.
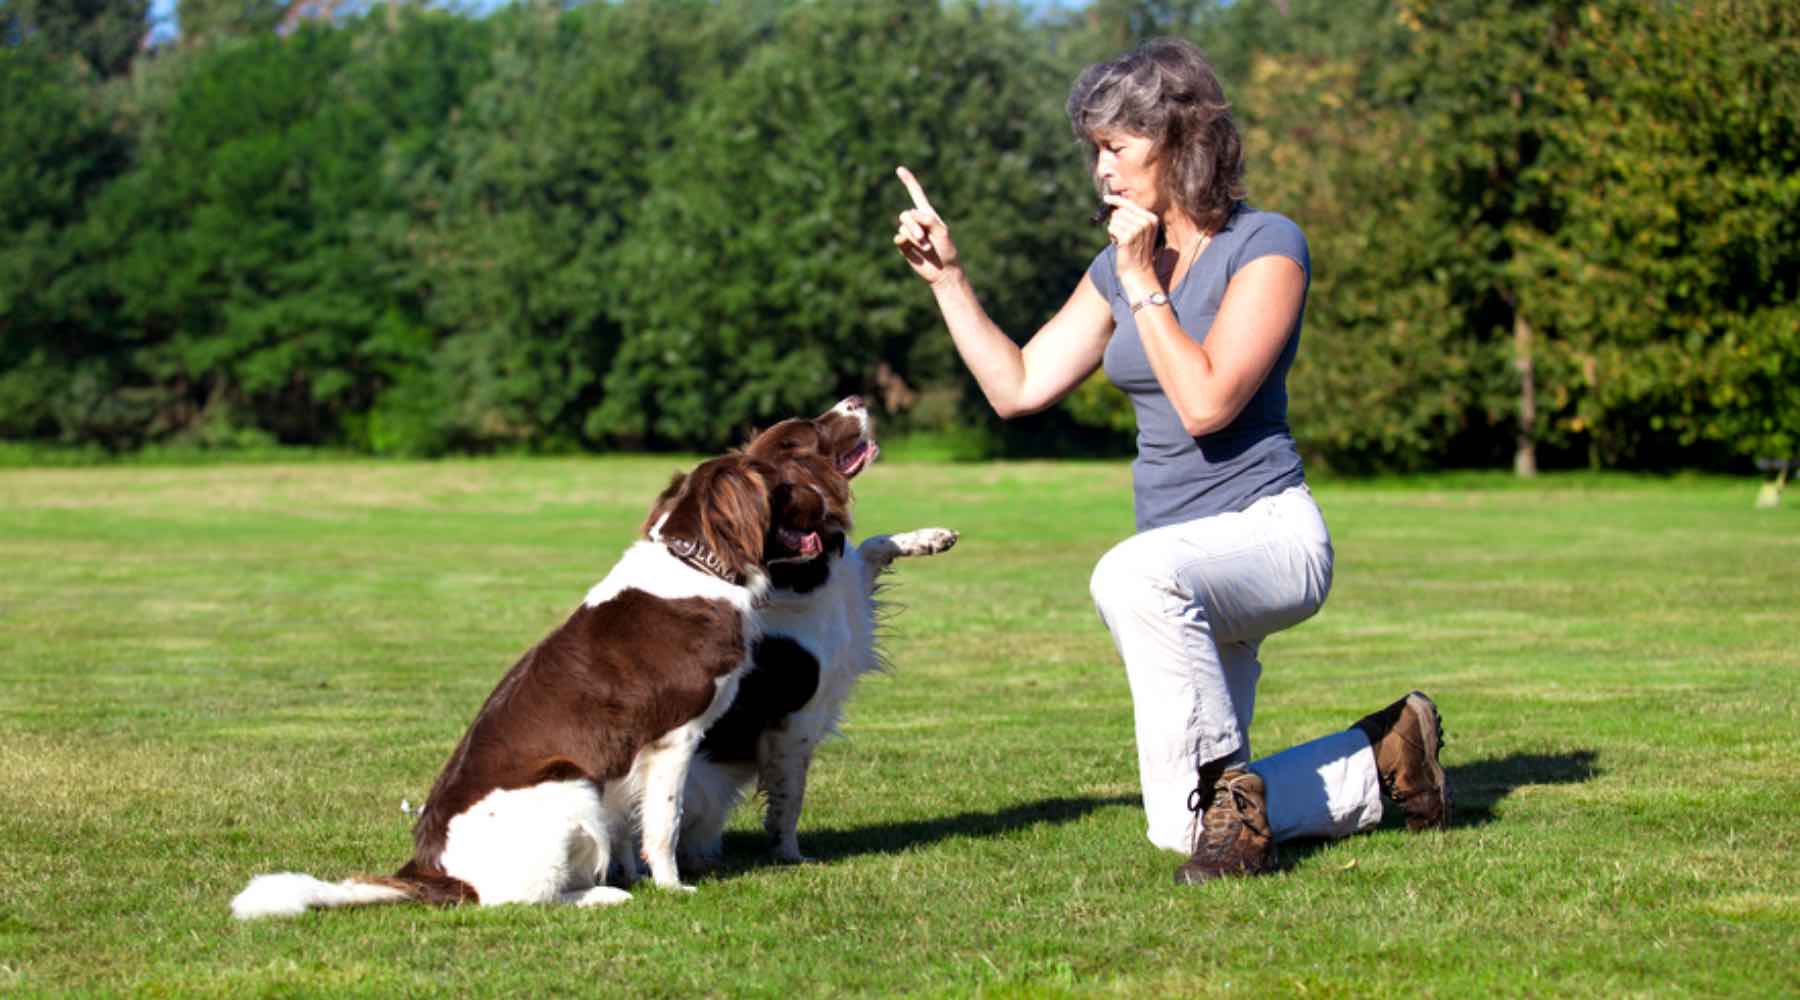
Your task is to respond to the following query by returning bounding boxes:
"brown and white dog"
[647,397,958,870]
[230,454,830,918]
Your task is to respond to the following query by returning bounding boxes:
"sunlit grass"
[1,458,1795,996]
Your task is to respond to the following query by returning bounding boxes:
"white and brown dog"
[647,397,957,870]
[230,454,833,918]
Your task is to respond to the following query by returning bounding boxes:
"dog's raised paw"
[892,527,957,556]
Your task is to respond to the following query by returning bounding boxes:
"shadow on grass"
[710,794,1140,874]
[707,752,1599,877]
[1279,748,1601,870]
[1440,748,1601,827]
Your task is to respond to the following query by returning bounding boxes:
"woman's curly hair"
[1066,37,1246,235]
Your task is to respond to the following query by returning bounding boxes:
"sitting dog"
[646,397,958,870]
[230,454,829,919]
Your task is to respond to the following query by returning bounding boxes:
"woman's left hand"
[1104,194,1162,290]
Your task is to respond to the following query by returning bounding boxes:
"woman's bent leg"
[1249,729,1383,841]
[1090,486,1336,853]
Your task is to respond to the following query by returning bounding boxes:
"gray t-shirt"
[1087,205,1310,531]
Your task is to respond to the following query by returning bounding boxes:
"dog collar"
[663,536,741,587]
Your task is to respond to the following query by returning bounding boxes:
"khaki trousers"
[1090,485,1382,852]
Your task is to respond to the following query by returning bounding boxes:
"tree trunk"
[1514,310,1538,478]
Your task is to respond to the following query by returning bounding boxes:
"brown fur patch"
[655,456,773,585]
[368,864,480,906]
[401,591,751,876]
[392,453,790,887]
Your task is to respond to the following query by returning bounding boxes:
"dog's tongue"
[780,528,823,558]
[839,441,878,477]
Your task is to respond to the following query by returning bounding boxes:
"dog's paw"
[890,527,958,557]
[771,849,816,865]
[573,886,632,907]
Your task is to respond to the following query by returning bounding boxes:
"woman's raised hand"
[893,166,961,286]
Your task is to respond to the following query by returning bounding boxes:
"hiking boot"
[1352,690,1451,831]
[1173,767,1276,885]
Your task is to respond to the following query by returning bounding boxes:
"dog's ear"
[659,457,772,584]
[695,458,774,582]
[741,418,818,463]
[732,425,765,456]
[641,471,688,536]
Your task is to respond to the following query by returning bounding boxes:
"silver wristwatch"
[1130,291,1170,314]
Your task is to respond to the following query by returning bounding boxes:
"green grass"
[1,458,1796,997]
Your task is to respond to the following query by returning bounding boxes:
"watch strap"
[1129,290,1170,314]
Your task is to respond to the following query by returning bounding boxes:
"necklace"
[1162,229,1211,290]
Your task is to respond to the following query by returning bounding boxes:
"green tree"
[1236,46,1508,473]
[0,43,134,441]
[1514,0,1800,468]
[598,0,1092,449]
[1047,0,1216,66]
[1188,0,1403,88]
[413,0,773,450]
[1,0,150,77]
[1377,0,1598,474]
[328,5,496,454]
[171,0,286,46]
[78,11,488,448]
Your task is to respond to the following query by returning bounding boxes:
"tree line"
[2,0,1795,472]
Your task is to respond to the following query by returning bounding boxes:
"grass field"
[1,457,1796,997]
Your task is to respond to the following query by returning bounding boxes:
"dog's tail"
[230,863,475,920]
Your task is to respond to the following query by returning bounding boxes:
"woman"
[892,38,1449,884]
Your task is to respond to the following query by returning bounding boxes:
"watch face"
[1132,291,1168,313]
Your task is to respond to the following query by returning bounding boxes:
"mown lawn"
[1,457,1795,997]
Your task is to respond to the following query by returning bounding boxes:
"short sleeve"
[1086,243,1120,305]
[1229,213,1310,283]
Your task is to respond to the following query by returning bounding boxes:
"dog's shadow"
[708,793,1139,875]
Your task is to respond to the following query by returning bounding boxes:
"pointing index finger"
[895,166,937,216]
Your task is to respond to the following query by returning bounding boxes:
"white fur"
[574,534,766,889]
[830,396,871,428]
[606,670,748,891]
[231,873,410,920]
[680,527,956,868]
[437,779,615,905]
[576,535,769,889]
[234,536,767,919]
[232,781,636,920]
[585,537,768,612]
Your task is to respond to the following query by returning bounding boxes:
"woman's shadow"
[1275,748,1601,867]
[1434,749,1601,827]
[707,750,1598,874]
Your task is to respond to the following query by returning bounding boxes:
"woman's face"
[1091,129,1164,214]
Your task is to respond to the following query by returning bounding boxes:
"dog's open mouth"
[774,527,824,561]
[837,440,878,478]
